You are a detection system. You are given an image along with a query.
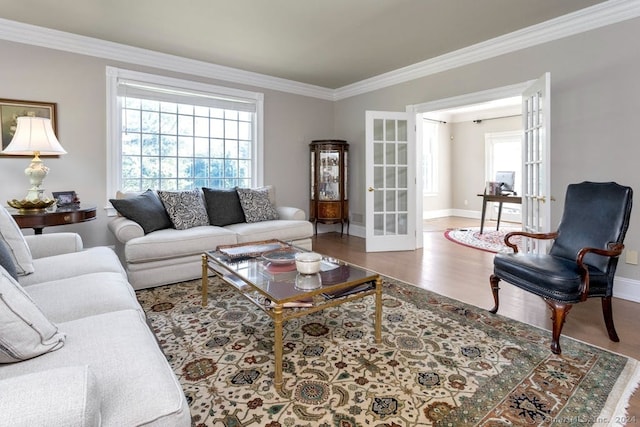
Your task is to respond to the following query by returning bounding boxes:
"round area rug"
[444,227,521,253]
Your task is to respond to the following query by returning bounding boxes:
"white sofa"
[108,187,314,290]
[0,228,190,426]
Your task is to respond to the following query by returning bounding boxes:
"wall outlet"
[625,250,638,265]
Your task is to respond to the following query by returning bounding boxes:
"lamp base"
[7,198,56,212]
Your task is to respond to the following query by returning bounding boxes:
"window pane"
[118,89,256,192]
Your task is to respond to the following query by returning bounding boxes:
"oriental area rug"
[444,227,521,254]
[136,277,640,426]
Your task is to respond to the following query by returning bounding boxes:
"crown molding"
[0,0,638,102]
[0,17,335,101]
[333,0,640,100]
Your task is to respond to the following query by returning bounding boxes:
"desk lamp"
[2,116,66,208]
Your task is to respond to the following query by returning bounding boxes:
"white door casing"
[365,111,416,252]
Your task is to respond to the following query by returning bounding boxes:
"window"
[106,67,263,207]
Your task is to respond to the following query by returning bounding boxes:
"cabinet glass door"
[319,150,340,201]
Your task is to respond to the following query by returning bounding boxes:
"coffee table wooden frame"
[201,246,382,392]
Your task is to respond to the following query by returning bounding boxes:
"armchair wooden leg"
[489,274,500,314]
[602,297,620,342]
[545,299,572,355]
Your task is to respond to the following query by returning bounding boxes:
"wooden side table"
[477,194,522,234]
[10,205,97,234]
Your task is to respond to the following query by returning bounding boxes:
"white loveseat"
[108,186,314,290]
[0,207,190,426]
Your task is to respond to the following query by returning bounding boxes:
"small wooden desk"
[477,194,522,234]
[10,205,97,234]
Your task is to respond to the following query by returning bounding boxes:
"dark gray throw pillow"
[109,189,172,234]
[202,187,246,226]
[0,239,18,280]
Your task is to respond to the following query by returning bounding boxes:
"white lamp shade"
[2,116,66,155]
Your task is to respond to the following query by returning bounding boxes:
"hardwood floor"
[312,217,640,422]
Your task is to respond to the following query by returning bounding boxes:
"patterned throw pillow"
[236,187,279,223]
[157,189,209,230]
[110,189,172,234]
[0,267,66,363]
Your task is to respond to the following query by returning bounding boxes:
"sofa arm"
[0,366,101,427]
[108,216,145,243]
[24,233,83,259]
[276,206,307,221]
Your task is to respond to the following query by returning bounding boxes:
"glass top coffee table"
[201,240,382,392]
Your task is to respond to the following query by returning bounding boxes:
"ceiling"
[0,0,607,89]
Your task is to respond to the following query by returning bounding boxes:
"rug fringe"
[599,358,640,426]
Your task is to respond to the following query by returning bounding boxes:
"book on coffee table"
[217,240,288,259]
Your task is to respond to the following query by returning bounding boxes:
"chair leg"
[545,299,573,355]
[601,297,620,342]
[489,274,500,313]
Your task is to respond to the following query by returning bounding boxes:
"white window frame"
[105,66,264,214]
[422,119,439,195]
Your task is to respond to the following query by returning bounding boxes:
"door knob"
[368,187,376,192]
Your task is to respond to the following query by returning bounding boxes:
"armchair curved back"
[549,181,633,274]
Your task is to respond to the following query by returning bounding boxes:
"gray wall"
[451,116,522,214]
[335,17,640,279]
[1,17,638,279]
[0,40,334,248]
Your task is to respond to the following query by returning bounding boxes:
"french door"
[521,72,551,252]
[365,111,416,252]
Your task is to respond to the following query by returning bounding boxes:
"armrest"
[24,233,83,259]
[108,216,144,243]
[276,206,307,221]
[575,242,625,300]
[504,231,558,253]
[0,366,101,426]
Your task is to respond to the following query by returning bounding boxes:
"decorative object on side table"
[1,114,65,211]
[52,190,80,208]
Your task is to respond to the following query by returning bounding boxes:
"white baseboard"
[613,276,640,303]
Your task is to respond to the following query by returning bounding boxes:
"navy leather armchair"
[489,181,633,354]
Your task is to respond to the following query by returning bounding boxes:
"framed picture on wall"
[0,98,58,152]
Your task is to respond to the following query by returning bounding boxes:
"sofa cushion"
[227,219,314,244]
[0,267,66,363]
[158,189,209,230]
[124,226,238,264]
[110,189,172,234]
[0,309,191,426]
[18,246,126,288]
[26,272,142,323]
[237,187,279,223]
[0,366,101,426]
[0,205,34,276]
[0,240,18,280]
[202,187,246,226]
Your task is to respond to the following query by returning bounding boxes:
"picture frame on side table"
[52,191,79,208]
[0,98,58,152]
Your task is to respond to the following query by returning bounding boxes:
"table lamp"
[2,116,66,208]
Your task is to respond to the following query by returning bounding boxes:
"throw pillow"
[0,240,18,281]
[202,187,246,226]
[157,189,210,230]
[0,205,34,276]
[110,189,172,234]
[236,187,279,223]
[0,267,66,363]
